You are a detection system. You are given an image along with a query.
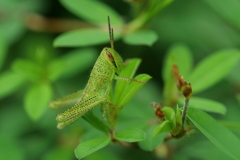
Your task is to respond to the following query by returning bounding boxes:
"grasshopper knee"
[57,122,65,129]
[49,101,58,109]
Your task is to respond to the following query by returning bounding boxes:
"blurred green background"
[0,0,240,159]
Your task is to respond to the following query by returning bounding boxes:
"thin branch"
[24,13,96,33]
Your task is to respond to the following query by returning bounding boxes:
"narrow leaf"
[24,83,53,120]
[189,97,226,115]
[74,136,111,159]
[175,106,182,126]
[117,74,152,107]
[54,29,120,47]
[54,29,119,47]
[115,128,146,142]
[154,120,173,135]
[220,121,240,133]
[138,125,166,151]
[123,30,158,46]
[189,49,240,93]
[162,106,176,128]
[114,58,141,105]
[187,107,240,159]
[172,106,182,136]
[60,0,123,26]
[0,71,26,99]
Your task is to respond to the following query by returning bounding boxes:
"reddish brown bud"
[172,65,192,99]
[151,102,165,119]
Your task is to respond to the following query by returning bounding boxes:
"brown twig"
[24,13,97,33]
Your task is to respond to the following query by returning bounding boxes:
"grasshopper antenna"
[108,16,114,49]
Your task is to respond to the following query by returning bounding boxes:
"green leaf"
[48,48,97,81]
[203,0,240,29]
[148,0,174,18]
[115,128,146,142]
[24,83,53,120]
[74,136,111,159]
[163,44,193,80]
[123,30,158,46]
[220,121,240,133]
[189,97,226,115]
[11,59,41,82]
[117,74,152,107]
[187,107,240,159]
[114,58,141,104]
[172,106,182,136]
[0,15,24,44]
[138,125,166,151]
[0,34,8,69]
[0,71,26,99]
[0,0,41,43]
[162,44,192,105]
[83,111,110,134]
[162,106,176,128]
[81,129,107,142]
[154,120,173,135]
[61,48,97,78]
[111,59,151,125]
[188,49,240,93]
[54,29,120,47]
[176,140,231,160]
[60,0,123,26]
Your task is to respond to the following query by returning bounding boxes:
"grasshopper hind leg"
[56,95,102,129]
[49,90,84,110]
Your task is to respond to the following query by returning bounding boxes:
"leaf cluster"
[1,0,240,160]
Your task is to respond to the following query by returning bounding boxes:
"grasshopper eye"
[106,51,117,68]
[106,51,114,61]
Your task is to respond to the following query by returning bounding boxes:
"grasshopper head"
[103,47,123,74]
[103,17,123,74]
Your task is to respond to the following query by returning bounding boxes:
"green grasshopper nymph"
[49,16,145,129]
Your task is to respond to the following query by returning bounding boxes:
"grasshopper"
[49,16,145,129]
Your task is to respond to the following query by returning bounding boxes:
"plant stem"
[182,98,190,126]
[123,12,149,34]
